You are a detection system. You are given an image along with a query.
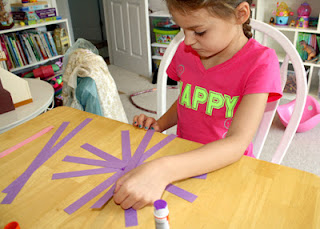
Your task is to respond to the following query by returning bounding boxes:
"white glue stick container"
[154,199,170,229]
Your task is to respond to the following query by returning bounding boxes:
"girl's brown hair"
[165,0,253,39]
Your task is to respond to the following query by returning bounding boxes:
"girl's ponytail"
[243,17,252,39]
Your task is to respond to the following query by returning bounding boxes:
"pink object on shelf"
[277,96,320,133]
[297,2,312,17]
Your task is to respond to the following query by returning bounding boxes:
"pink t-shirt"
[166,38,282,156]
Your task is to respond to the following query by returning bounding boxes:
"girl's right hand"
[133,114,161,132]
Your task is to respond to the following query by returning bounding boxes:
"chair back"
[156,19,308,164]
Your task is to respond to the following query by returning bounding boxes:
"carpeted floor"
[108,64,320,176]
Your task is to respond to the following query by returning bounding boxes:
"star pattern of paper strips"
[52,130,207,227]
[1,118,92,204]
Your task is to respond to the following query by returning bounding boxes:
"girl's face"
[171,8,243,59]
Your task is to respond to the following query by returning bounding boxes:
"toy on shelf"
[299,40,317,61]
[272,2,294,25]
[0,0,14,30]
[296,2,312,28]
[289,20,295,27]
[53,28,70,55]
[269,17,275,25]
[309,17,319,27]
[21,64,60,78]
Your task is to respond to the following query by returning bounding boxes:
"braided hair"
[165,0,253,39]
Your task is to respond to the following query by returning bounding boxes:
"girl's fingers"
[137,114,147,128]
[113,175,130,204]
[119,192,143,210]
[144,118,156,130]
[132,200,148,210]
[132,115,140,126]
[113,187,128,205]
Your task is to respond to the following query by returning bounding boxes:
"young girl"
[113,0,282,210]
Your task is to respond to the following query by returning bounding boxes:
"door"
[103,0,151,77]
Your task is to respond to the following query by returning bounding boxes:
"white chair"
[156,19,308,164]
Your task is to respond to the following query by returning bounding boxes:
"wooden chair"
[156,19,308,164]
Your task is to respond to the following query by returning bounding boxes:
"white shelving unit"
[255,0,320,101]
[0,19,71,74]
[149,11,177,64]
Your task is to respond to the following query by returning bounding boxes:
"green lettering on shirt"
[224,95,239,118]
[180,83,192,108]
[192,86,208,111]
[206,91,224,116]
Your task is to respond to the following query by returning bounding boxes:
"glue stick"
[154,199,170,229]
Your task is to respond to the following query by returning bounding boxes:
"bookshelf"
[255,0,320,101]
[149,11,180,69]
[0,19,71,74]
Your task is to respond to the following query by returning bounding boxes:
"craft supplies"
[154,199,170,229]
[1,118,92,204]
[0,126,54,158]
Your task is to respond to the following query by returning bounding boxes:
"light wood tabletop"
[0,106,319,229]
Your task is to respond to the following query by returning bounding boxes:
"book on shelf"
[0,30,58,70]
[39,33,52,58]
[46,31,58,56]
[0,45,8,70]
[0,29,60,71]
[0,35,13,70]
[34,33,48,60]
[21,33,37,63]
[5,36,20,67]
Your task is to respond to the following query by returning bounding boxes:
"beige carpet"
[108,64,320,176]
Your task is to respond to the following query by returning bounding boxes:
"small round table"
[0,78,54,134]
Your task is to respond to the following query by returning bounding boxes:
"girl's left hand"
[113,158,170,210]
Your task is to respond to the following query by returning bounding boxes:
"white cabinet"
[255,0,320,100]
[0,19,71,74]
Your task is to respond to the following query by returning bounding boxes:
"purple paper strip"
[2,122,69,194]
[2,119,92,204]
[121,131,131,162]
[125,208,138,227]
[124,130,154,172]
[192,174,207,179]
[52,167,119,179]
[91,184,116,209]
[81,143,124,164]
[63,156,124,169]
[165,184,197,203]
[138,134,176,165]
[64,171,124,214]
[51,118,92,153]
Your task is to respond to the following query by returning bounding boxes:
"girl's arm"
[114,93,268,210]
[163,93,268,181]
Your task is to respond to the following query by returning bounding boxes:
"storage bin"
[150,16,179,29]
[153,28,180,44]
[152,46,167,56]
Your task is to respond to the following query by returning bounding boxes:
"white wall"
[148,0,168,12]
[55,0,74,43]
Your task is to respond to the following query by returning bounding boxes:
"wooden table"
[0,107,319,229]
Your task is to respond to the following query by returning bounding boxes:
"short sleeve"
[243,49,282,102]
[166,46,180,82]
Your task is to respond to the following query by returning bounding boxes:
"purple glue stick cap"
[154,199,167,210]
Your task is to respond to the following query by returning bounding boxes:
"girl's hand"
[113,158,170,210]
[133,114,162,132]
